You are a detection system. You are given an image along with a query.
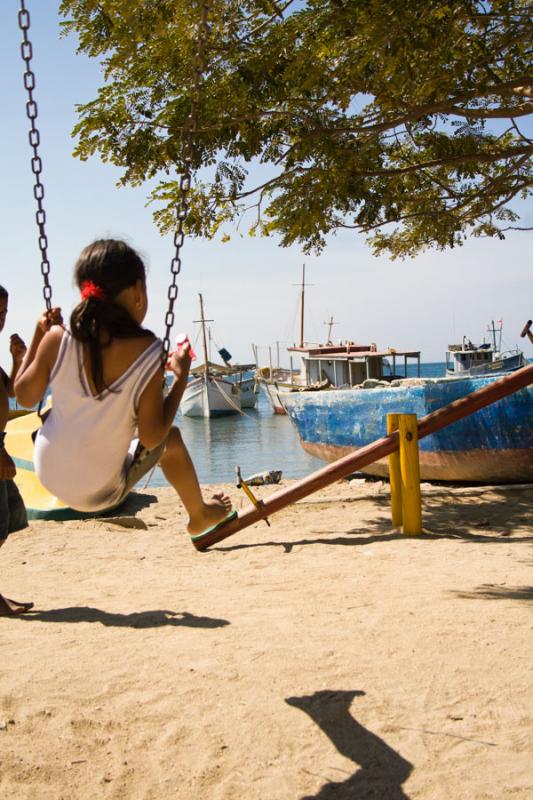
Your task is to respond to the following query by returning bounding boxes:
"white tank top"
[34,330,163,511]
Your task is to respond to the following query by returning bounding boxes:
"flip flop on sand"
[0,594,34,617]
[190,511,238,543]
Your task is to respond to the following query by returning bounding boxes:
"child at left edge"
[0,284,33,617]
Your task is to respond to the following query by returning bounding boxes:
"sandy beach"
[1,478,532,799]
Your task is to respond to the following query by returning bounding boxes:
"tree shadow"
[286,690,412,799]
[403,486,533,539]
[349,487,533,545]
[453,584,533,602]
[17,607,230,628]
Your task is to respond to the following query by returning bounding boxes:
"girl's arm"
[15,311,63,408]
[137,344,192,450]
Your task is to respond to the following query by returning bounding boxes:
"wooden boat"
[253,265,308,415]
[180,370,242,418]
[237,372,259,409]
[255,366,298,415]
[258,342,421,415]
[281,374,533,483]
[446,320,526,377]
[180,294,256,417]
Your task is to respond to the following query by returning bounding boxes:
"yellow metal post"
[236,466,270,526]
[398,413,422,535]
[387,414,403,528]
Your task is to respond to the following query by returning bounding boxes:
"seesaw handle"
[520,320,532,338]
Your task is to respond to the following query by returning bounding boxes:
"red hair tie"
[80,280,106,301]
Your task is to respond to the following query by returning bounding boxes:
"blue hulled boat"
[281,375,533,483]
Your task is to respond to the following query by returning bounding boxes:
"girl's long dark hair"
[70,239,153,396]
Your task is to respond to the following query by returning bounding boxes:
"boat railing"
[498,347,525,360]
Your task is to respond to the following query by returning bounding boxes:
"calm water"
[149,361,447,486]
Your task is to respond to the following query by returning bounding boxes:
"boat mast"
[293,264,313,347]
[197,293,212,376]
[300,264,305,348]
[489,319,500,352]
[324,315,337,345]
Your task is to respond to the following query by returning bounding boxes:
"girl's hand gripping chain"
[37,306,64,334]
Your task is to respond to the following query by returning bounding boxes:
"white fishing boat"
[180,294,250,418]
[181,371,241,418]
[235,371,259,408]
[446,319,526,377]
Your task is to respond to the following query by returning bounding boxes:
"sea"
[8,362,446,487]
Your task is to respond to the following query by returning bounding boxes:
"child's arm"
[4,334,27,398]
[137,343,192,450]
[14,309,63,408]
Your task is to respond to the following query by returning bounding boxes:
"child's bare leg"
[0,593,34,616]
[159,427,232,534]
[0,541,33,617]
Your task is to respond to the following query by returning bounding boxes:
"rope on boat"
[212,378,249,417]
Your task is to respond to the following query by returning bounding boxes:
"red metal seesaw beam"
[192,363,533,551]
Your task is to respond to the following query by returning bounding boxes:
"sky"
[1,1,532,371]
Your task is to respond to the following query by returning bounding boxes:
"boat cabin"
[446,342,494,375]
[286,343,421,387]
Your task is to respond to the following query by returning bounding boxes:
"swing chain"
[162,0,211,364]
[18,0,52,310]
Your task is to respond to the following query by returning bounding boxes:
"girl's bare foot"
[187,492,232,535]
[0,594,34,617]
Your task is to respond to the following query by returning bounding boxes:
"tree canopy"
[59,0,533,257]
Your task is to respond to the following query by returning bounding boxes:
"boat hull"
[181,375,241,418]
[239,377,259,409]
[258,378,291,414]
[281,376,533,483]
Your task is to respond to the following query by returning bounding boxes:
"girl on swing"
[15,238,232,529]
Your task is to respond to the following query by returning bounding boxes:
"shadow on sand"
[105,491,159,516]
[17,607,230,628]
[286,690,412,799]
[215,486,533,553]
[453,584,533,603]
